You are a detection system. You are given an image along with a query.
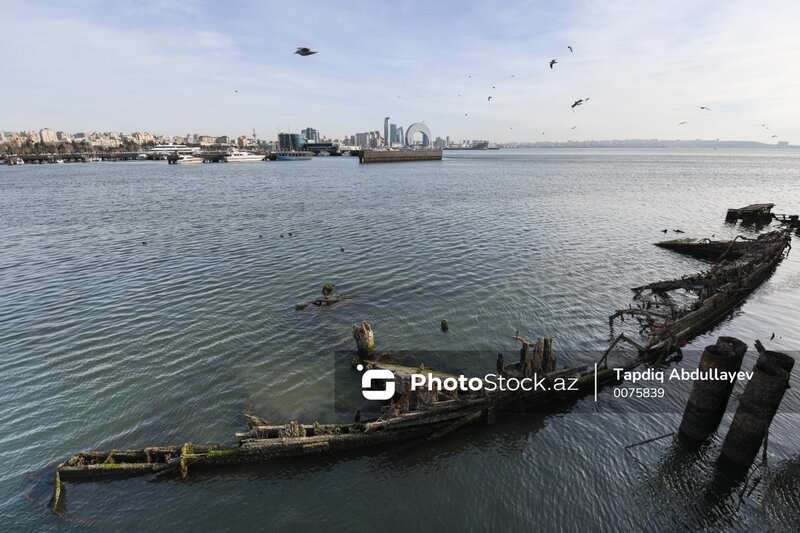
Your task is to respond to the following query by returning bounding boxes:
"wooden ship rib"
[51,226,793,511]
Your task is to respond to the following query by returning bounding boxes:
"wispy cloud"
[2,0,799,142]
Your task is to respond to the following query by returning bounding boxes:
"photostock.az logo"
[357,364,395,400]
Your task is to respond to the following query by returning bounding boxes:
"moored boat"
[274,150,313,161]
[223,150,264,163]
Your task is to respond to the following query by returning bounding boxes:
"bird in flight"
[295,47,317,56]
[549,59,557,69]
[678,121,687,125]
[510,74,516,78]
[234,90,238,93]
[771,135,778,138]
[760,124,769,129]
[570,125,577,130]
[488,96,492,101]
[699,106,711,111]
[464,113,468,116]
[568,46,573,53]
[571,99,584,109]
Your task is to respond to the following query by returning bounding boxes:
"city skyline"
[4,1,800,143]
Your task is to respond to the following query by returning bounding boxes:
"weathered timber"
[613,230,791,358]
[53,217,794,509]
[720,350,795,466]
[679,337,748,441]
[352,321,375,357]
[725,203,775,224]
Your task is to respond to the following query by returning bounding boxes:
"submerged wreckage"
[50,225,793,511]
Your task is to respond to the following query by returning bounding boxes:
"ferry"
[223,150,264,163]
[274,150,313,161]
[150,144,198,156]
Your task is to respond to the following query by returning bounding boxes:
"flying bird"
[549,59,557,69]
[510,74,516,78]
[464,113,468,116]
[760,124,769,129]
[570,125,577,130]
[568,45,573,53]
[492,85,495,89]
[295,47,317,56]
[678,121,687,125]
[234,90,238,93]
[488,96,492,101]
[771,135,778,138]
[571,99,584,109]
[699,106,710,111]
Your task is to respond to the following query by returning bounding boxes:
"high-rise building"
[39,128,58,143]
[390,124,397,145]
[397,127,404,146]
[302,127,319,143]
[383,117,390,148]
[278,133,306,150]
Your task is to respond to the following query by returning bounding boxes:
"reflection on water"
[1,149,798,530]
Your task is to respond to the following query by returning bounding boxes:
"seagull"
[570,125,577,130]
[492,85,495,89]
[295,47,317,56]
[568,46,573,53]
[464,113,468,116]
[760,124,769,129]
[661,229,668,233]
[771,332,775,340]
[510,74,516,78]
[488,96,492,101]
[571,99,584,109]
[771,135,778,138]
[549,59,557,69]
[673,229,684,233]
[234,90,238,93]
[678,121,688,125]
[699,106,711,111]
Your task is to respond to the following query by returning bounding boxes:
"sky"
[3,0,800,143]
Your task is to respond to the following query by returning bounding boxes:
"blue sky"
[3,0,799,142]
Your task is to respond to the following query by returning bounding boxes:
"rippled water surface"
[1,149,799,530]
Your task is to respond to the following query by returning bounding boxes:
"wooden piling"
[720,350,794,466]
[352,321,375,358]
[678,337,747,441]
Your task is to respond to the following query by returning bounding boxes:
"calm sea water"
[1,149,799,531]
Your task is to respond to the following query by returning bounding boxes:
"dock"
[725,203,799,228]
[358,149,442,164]
[725,203,776,223]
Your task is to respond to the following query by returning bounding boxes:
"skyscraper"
[390,124,397,146]
[383,117,390,149]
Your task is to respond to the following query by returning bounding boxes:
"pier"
[358,149,442,164]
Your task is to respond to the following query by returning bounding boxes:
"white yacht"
[175,154,203,164]
[223,150,264,163]
[87,155,101,163]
